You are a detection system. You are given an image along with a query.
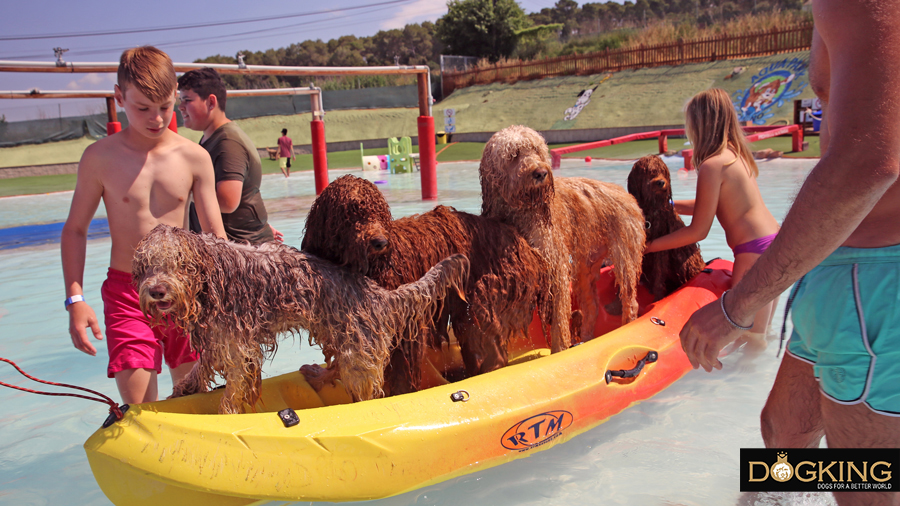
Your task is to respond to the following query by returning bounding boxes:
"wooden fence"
[442,23,813,97]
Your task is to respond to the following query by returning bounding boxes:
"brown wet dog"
[301,175,551,395]
[479,125,646,350]
[133,224,468,413]
[627,155,705,300]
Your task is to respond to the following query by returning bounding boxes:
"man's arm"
[61,148,105,355]
[680,0,900,371]
[216,180,243,214]
[808,24,831,159]
[213,138,247,214]
[190,152,227,239]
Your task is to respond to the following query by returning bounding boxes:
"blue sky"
[0,0,619,121]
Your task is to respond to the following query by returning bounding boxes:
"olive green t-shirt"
[201,122,274,244]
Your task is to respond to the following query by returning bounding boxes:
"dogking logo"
[741,448,900,492]
[771,452,793,482]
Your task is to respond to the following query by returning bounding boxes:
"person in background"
[62,46,227,404]
[680,2,900,504]
[277,128,295,178]
[177,67,282,244]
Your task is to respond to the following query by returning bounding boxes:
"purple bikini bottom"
[733,233,778,256]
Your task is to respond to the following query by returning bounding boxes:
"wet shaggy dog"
[133,224,468,414]
[627,155,705,300]
[301,175,551,395]
[480,125,646,350]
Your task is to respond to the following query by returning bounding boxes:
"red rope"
[0,357,123,420]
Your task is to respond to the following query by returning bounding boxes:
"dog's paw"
[604,298,623,316]
[569,310,583,341]
[300,363,339,391]
[169,378,207,399]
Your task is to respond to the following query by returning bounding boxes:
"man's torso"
[277,136,293,158]
[809,14,900,248]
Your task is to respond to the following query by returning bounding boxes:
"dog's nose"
[370,237,389,252]
[149,285,167,300]
[532,168,548,182]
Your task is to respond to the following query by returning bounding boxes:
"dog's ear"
[627,165,648,204]
[626,168,639,198]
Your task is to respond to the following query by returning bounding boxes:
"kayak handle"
[605,351,658,384]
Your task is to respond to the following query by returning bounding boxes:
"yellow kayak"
[84,259,732,505]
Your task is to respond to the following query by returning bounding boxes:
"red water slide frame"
[549,124,804,170]
[0,60,438,200]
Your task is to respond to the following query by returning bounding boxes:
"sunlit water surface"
[0,156,834,506]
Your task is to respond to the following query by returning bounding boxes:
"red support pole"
[418,115,437,200]
[658,134,668,154]
[167,112,178,133]
[105,96,120,136]
[683,149,694,171]
[791,127,804,152]
[551,151,562,170]
[311,119,328,195]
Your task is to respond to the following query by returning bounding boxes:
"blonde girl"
[646,88,781,350]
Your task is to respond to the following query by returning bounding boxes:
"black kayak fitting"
[605,351,658,384]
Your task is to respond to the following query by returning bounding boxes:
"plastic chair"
[388,137,415,174]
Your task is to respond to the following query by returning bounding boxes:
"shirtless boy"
[61,46,226,405]
[680,2,900,504]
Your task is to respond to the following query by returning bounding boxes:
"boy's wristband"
[64,295,86,309]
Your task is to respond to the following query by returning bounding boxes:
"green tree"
[514,23,563,59]
[327,36,366,66]
[436,0,532,62]
[530,7,555,25]
[285,40,330,67]
[605,1,625,25]
[551,0,580,39]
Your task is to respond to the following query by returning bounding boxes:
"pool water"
[0,157,834,506]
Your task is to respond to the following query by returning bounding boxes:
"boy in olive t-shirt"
[200,122,273,244]
[177,67,280,244]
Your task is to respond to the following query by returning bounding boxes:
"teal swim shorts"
[787,243,900,416]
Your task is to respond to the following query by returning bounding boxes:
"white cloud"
[65,73,116,90]
[378,0,447,30]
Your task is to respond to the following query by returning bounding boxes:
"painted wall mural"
[732,58,808,125]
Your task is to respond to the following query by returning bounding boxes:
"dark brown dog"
[301,175,551,395]
[627,155,705,300]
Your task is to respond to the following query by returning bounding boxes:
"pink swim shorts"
[101,268,198,378]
